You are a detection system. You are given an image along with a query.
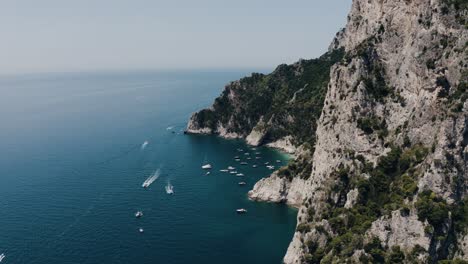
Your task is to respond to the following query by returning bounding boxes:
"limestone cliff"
[188,0,467,262]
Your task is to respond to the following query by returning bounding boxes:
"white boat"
[238,182,246,185]
[236,173,244,177]
[236,208,247,214]
[255,152,261,155]
[240,162,248,165]
[206,171,211,175]
[255,157,261,159]
[202,164,212,169]
[142,169,160,188]
[244,153,250,155]
[247,157,251,160]
[135,211,143,218]
[234,156,240,159]
[220,169,229,172]
[252,165,258,168]
[0,254,5,262]
[165,183,174,194]
[227,166,235,170]
[276,160,281,163]
[230,171,237,174]
[139,228,144,233]
[235,158,241,161]
[267,165,275,170]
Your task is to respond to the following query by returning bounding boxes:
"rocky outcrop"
[188,0,467,262]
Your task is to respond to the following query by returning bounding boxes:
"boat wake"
[142,169,160,188]
[141,141,149,150]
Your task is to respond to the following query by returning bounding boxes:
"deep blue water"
[0,70,297,264]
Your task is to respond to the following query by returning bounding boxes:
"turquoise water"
[0,71,297,264]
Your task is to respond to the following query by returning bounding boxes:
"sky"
[0,0,351,75]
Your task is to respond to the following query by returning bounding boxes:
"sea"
[0,70,297,264]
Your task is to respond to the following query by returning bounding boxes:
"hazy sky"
[1,0,351,75]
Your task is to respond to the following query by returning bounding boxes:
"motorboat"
[139,228,144,233]
[220,169,229,172]
[236,173,244,177]
[240,162,248,165]
[165,183,174,194]
[252,165,258,168]
[135,211,143,218]
[236,208,247,214]
[238,182,246,186]
[227,166,235,170]
[202,164,212,169]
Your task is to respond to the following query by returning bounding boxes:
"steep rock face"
[288,0,467,262]
[187,0,467,262]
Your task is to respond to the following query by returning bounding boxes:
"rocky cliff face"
[188,0,467,263]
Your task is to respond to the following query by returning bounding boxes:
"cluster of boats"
[201,148,284,215]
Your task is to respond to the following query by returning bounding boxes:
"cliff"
[187,0,468,263]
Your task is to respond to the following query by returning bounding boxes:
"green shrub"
[415,190,449,228]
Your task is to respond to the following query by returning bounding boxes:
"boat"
[165,183,174,194]
[236,173,244,177]
[236,208,247,214]
[255,152,261,155]
[255,157,261,159]
[227,166,235,170]
[230,171,237,174]
[234,156,240,159]
[267,165,275,170]
[252,165,258,168]
[0,254,5,262]
[220,169,229,172]
[264,162,269,165]
[139,228,144,233]
[235,158,241,161]
[244,153,250,156]
[135,211,143,218]
[238,182,246,185]
[202,164,212,169]
[246,157,251,160]
[240,162,248,165]
[142,169,160,188]
[206,171,211,175]
[276,160,281,163]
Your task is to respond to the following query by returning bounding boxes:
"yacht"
[135,211,143,218]
[236,208,247,214]
[227,166,235,170]
[202,164,212,169]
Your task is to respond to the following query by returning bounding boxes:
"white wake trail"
[142,169,160,188]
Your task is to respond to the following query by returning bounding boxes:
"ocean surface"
[0,70,297,264]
